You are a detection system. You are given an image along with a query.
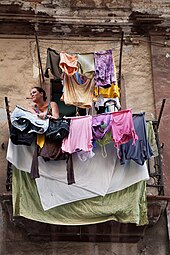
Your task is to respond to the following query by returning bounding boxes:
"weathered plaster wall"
[122,41,155,118]
[0,0,170,37]
[151,37,170,196]
[0,39,39,110]
[0,39,39,194]
[150,36,170,245]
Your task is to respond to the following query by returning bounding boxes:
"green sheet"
[12,167,148,226]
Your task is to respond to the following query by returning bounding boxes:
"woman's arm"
[50,101,59,119]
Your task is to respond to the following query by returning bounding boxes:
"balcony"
[0,118,169,243]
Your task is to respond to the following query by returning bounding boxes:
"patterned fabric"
[34,103,52,119]
[46,118,70,140]
[92,114,112,140]
[63,73,95,108]
[94,49,116,87]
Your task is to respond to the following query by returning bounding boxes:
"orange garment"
[59,52,78,76]
[94,83,120,98]
[63,73,95,108]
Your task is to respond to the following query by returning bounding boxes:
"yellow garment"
[113,61,118,84]
[37,134,45,149]
[94,83,120,98]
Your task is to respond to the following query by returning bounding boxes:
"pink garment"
[59,52,78,76]
[62,116,93,154]
[111,109,138,151]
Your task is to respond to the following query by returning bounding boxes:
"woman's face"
[30,88,43,103]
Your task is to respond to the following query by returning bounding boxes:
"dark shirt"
[44,48,62,78]
[119,113,153,165]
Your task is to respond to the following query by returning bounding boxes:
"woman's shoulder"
[49,101,59,119]
[50,101,58,108]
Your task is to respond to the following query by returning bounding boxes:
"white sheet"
[35,177,98,210]
[35,158,149,210]
[7,139,117,195]
[7,139,149,210]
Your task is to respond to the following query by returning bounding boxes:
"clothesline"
[39,46,121,58]
[9,106,155,189]
[39,40,121,44]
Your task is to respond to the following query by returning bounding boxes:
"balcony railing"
[5,121,164,195]
[146,120,164,196]
[1,118,168,243]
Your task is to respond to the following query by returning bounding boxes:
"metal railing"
[4,97,164,195]
[146,120,164,195]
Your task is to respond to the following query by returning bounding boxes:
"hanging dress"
[94,49,116,87]
[63,73,95,108]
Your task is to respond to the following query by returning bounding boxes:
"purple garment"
[94,49,116,87]
[92,114,112,140]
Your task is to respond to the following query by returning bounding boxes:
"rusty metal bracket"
[35,33,45,86]
[118,30,124,90]
[157,98,166,129]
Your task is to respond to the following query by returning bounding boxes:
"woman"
[30,87,59,119]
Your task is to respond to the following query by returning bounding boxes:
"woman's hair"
[32,87,47,101]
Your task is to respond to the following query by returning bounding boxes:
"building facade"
[0,1,170,254]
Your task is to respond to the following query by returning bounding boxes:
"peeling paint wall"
[0,0,170,37]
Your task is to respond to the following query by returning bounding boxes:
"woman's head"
[30,87,47,102]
